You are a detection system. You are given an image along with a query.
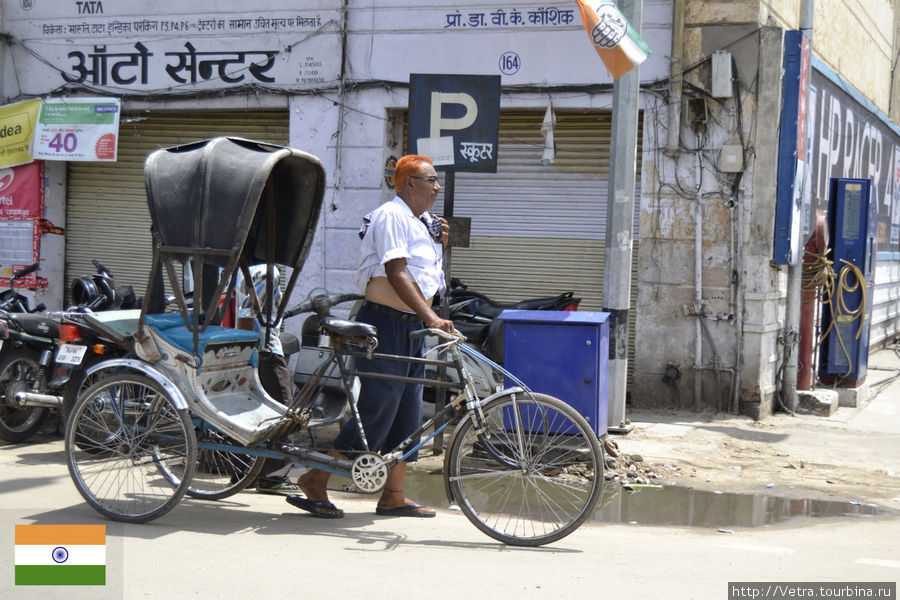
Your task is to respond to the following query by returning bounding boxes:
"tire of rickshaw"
[65,372,197,523]
[0,349,48,443]
[60,356,118,428]
[444,391,603,547]
[62,360,134,453]
[177,423,265,501]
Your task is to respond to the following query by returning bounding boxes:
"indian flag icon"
[15,524,106,586]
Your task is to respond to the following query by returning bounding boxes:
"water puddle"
[588,485,882,528]
[402,468,886,529]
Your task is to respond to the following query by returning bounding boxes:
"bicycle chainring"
[350,452,388,494]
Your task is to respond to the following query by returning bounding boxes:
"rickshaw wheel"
[65,373,196,523]
[61,358,122,428]
[445,392,603,547]
[179,423,265,501]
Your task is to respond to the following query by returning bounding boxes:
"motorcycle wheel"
[0,348,48,443]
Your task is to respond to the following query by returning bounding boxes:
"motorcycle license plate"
[57,344,88,365]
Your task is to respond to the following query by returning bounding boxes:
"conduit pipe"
[694,143,704,411]
[731,187,745,413]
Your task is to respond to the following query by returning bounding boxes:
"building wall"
[809,0,895,113]
[683,0,897,113]
[634,0,900,417]
[0,0,675,320]
[3,0,897,420]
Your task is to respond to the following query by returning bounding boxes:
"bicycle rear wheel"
[182,422,264,500]
[445,392,603,546]
[65,373,196,523]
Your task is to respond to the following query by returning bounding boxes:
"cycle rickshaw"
[64,137,604,546]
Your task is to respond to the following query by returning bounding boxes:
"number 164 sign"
[31,97,121,162]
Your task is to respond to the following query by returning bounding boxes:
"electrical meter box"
[818,178,877,386]
[497,310,609,436]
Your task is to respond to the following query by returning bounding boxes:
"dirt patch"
[607,411,900,506]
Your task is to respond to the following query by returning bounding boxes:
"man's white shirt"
[356,196,445,298]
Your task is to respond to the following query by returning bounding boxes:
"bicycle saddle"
[320,317,376,339]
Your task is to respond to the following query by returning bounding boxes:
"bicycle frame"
[188,331,535,482]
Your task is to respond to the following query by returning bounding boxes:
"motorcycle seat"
[4,312,59,339]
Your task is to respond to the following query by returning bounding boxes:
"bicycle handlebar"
[409,328,465,342]
[284,289,364,319]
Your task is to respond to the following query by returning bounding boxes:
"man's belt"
[362,301,421,323]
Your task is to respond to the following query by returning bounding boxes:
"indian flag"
[575,0,651,79]
[15,524,106,586]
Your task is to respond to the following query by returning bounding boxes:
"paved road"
[2,431,898,600]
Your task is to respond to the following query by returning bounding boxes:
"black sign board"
[407,74,500,173]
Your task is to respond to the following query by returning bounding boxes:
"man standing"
[287,154,452,518]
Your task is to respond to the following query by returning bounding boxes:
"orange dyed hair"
[393,154,433,192]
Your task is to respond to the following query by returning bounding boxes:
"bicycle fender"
[83,358,189,411]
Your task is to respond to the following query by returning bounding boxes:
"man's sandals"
[375,488,436,518]
[375,503,436,518]
[285,495,344,519]
[256,481,301,495]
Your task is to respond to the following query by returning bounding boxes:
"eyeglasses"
[409,175,440,186]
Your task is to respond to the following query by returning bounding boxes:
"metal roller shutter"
[65,111,288,304]
[437,110,642,310]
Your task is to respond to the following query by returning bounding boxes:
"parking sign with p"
[407,74,500,173]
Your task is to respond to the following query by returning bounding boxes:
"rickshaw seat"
[145,313,260,356]
[145,312,193,329]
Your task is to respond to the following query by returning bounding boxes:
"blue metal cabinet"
[497,310,610,436]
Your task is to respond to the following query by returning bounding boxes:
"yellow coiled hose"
[802,249,867,379]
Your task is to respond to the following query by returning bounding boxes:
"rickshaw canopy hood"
[139,137,325,347]
[144,136,324,271]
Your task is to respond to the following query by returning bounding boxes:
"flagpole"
[603,0,642,434]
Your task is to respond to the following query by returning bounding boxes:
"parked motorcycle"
[0,263,46,314]
[0,261,134,442]
[70,259,139,311]
[441,277,581,363]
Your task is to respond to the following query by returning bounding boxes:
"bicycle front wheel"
[65,373,196,523]
[445,392,603,546]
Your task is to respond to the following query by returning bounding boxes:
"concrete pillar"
[604,0,642,431]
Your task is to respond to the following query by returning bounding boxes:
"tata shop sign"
[407,74,500,173]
